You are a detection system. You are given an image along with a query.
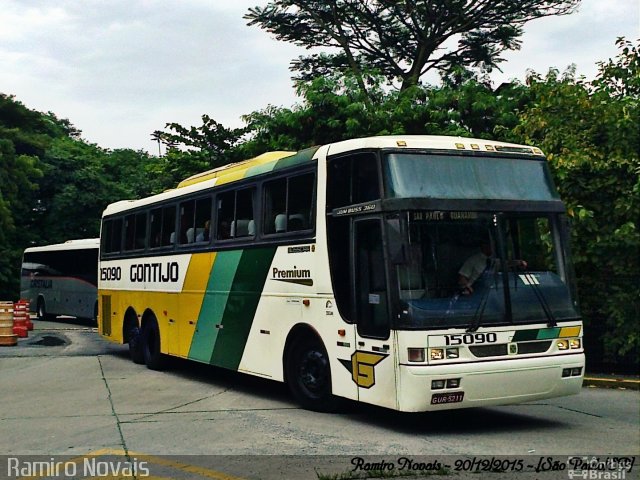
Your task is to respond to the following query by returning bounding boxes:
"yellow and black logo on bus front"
[339,351,387,388]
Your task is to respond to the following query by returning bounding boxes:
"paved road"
[0,320,637,479]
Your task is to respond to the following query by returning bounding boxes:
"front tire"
[286,336,341,412]
[36,298,51,321]
[141,318,167,370]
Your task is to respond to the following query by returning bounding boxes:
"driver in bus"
[458,241,527,295]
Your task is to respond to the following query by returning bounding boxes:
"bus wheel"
[141,318,167,371]
[127,324,144,365]
[36,298,50,321]
[286,336,340,412]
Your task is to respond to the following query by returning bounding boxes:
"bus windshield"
[394,211,580,329]
[384,152,559,201]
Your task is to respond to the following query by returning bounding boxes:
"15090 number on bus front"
[444,332,497,346]
[100,266,122,281]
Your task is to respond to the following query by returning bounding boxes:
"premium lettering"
[130,262,179,283]
[272,266,311,279]
[271,266,313,286]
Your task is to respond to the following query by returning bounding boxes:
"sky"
[0,0,638,154]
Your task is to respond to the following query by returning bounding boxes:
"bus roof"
[325,135,545,157]
[102,147,318,217]
[23,238,100,254]
[102,135,545,217]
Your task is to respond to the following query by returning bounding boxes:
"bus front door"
[352,218,398,410]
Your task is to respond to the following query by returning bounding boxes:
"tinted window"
[150,205,176,248]
[102,218,123,254]
[124,212,147,251]
[264,173,315,234]
[216,188,255,240]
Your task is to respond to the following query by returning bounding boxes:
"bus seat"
[231,219,251,237]
[248,220,255,236]
[274,214,287,233]
[169,232,176,244]
[185,227,195,243]
[288,213,306,231]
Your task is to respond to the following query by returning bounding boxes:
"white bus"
[98,136,584,412]
[21,238,99,323]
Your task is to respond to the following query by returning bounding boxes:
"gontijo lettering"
[130,262,179,283]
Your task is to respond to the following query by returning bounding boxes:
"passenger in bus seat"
[458,242,527,295]
[195,221,210,242]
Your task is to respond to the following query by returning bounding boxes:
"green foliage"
[0,94,161,300]
[509,40,640,365]
[245,0,580,92]
[160,114,246,174]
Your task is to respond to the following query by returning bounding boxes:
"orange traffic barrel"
[17,299,33,330]
[0,301,17,346]
[13,301,29,338]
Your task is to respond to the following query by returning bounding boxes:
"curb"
[583,377,640,390]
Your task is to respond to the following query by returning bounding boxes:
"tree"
[245,0,580,95]
[510,40,640,368]
[152,115,247,185]
[162,115,246,167]
[150,130,164,157]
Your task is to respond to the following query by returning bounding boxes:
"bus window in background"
[21,239,99,323]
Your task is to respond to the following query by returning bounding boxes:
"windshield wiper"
[466,285,490,333]
[520,270,557,327]
[466,266,499,333]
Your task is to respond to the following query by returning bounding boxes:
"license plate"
[431,392,464,405]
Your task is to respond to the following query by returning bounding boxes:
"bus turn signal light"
[408,348,425,362]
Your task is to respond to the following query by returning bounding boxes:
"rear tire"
[285,336,341,412]
[127,323,144,364]
[142,318,167,370]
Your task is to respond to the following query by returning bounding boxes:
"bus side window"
[216,189,255,240]
[352,155,380,204]
[194,197,212,243]
[179,200,195,244]
[123,212,146,251]
[150,208,162,248]
[102,218,123,254]
[235,188,255,238]
[123,214,135,251]
[216,191,233,240]
[161,205,176,247]
[264,178,287,234]
[326,152,379,209]
[263,173,314,234]
[288,173,314,231]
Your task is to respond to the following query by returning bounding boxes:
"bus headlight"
[446,348,459,359]
[557,339,570,350]
[430,348,444,361]
[570,338,581,349]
